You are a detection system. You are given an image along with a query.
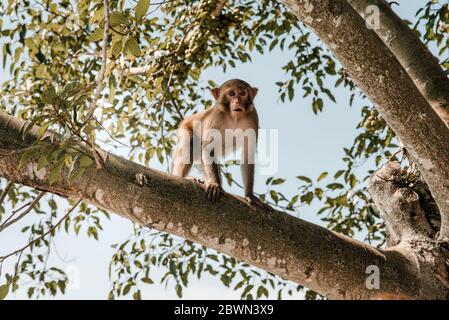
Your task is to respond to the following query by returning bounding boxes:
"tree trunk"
[281,0,449,240]
[347,0,449,128]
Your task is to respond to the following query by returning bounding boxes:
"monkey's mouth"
[233,108,244,112]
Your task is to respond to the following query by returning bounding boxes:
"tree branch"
[368,162,434,245]
[0,198,82,263]
[0,181,13,205]
[85,0,110,123]
[0,191,46,232]
[281,0,449,240]
[117,64,155,77]
[0,110,448,299]
[347,0,449,128]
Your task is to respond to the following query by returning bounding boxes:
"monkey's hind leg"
[171,155,193,177]
[171,130,194,177]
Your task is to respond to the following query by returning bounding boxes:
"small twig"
[12,249,24,286]
[145,1,167,17]
[0,191,46,232]
[388,147,407,163]
[117,64,154,76]
[0,181,13,206]
[84,0,110,169]
[51,238,77,264]
[42,210,54,272]
[94,116,130,147]
[170,97,185,120]
[0,198,82,263]
[85,0,110,123]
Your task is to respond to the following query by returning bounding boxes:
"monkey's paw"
[205,181,223,202]
[245,195,273,212]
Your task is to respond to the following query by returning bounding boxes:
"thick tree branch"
[281,0,449,239]
[0,110,447,299]
[347,0,449,128]
[368,162,449,290]
[368,162,434,245]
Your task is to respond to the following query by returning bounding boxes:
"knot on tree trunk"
[368,162,435,246]
[369,162,449,293]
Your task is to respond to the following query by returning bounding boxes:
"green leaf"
[125,37,141,57]
[141,277,154,284]
[314,188,323,200]
[133,290,142,300]
[27,287,35,298]
[327,183,344,190]
[111,38,123,58]
[241,284,254,297]
[37,154,49,170]
[123,284,131,296]
[79,155,93,168]
[175,284,182,298]
[61,82,81,98]
[68,167,85,184]
[270,190,279,202]
[135,0,150,22]
[35,65,47,78]
[89,28,104,42]
[169,260,177,275]
[317,172,328,182]
[0,284,9,300]
[41,86,57,105]
[288,84,294,101]
[48,156,66,185]
[36,122,50,140]
[296,175,312,184]
[110,12,129,27]
[334,170,345,179]
[257,286,268,298]
[19,147,38,169]
[301,192,314,204]
[271,178,285,185]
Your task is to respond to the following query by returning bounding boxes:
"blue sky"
[0,0,427,299]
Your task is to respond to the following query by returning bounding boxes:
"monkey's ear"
[211,88,221,100]
[252,87,259,98]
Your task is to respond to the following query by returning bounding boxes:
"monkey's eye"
[229,91,236,97]
[240,91,247,96]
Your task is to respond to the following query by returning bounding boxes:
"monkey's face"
[212,80,258,118]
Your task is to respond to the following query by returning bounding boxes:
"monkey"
[171,79,272,211]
